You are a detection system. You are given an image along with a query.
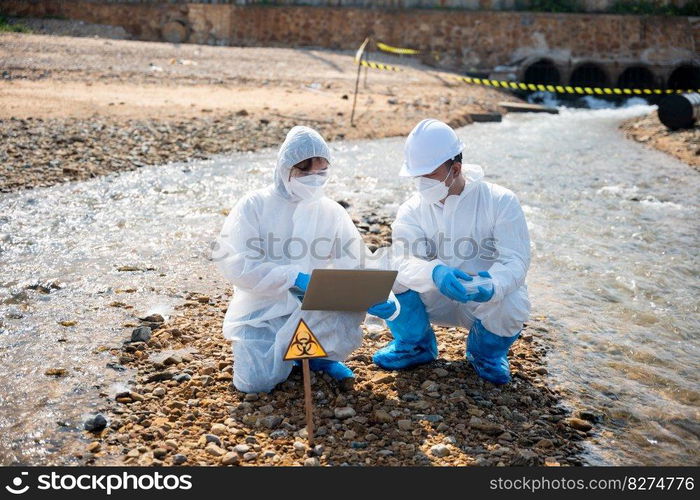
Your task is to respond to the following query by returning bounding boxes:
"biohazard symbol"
[283,319,327,361]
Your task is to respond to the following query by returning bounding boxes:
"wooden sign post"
[283,318,327,446]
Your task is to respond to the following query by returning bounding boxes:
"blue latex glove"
[432,265,470,302]
[294,272,310,292]
[464,271,495,303]
[367,299,397,319]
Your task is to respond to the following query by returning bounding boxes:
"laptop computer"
[299,269,398,312]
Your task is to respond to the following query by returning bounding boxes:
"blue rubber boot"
[301,359,354,381]
[466,319,520,385]
[372,290,438,371]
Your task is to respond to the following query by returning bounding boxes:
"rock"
[233,444,250,454]
[259,415,283,429]
[535,367,548,375]
[430,444,451,458]
[269,429,288,439]
[512,449,539,466]
[87,441,101,453]
[173,373,191,383]
[244,393,259,402]
[371,373,395,384]
[84,413,107,432]
[172,454,187,465]
[397,419,412,431]
[153,448,167,459]
[544,457,561,467]
[372,410,393,424]
[292,441,306,456]
[205,442,225,457]
[45,368,68,377]
[535,438,554,449]
[140,314,164,323]
[343,430,356,440]
[204,434,221,446]
[421,380,439,392]
[566,418,593,432]
[575,410,604,423]
[221,452,240,465]
[210,423,227,436]
[351,441,367,449]
[131,326,151,343]
[334,407,356,420]
[433,368,449,377]
[243,452,258,462]
[152,387,166,397]
[304,457,320,466]
[146,369,176,382]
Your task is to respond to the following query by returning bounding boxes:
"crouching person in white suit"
[213,126,395,393]
[373,119,531,385]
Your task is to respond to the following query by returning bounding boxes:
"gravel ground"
[76,218,592,467]
[621,112,700,171]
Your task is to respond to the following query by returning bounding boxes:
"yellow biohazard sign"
[283,319,328,361]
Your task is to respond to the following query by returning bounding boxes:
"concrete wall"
[19,0,696,14]
[3,1,698,87]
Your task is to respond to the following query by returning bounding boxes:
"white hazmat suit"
[391,163,531,337]
[213,127,366,393]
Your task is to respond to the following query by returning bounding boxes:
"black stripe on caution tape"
[453,75,699,95]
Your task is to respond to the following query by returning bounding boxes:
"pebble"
[87,441,101,453]
[172,454,187,465]
[153,448,167,459]
[397,419,412,431]
[334,407,356,420]
[304,457,320,466]
[433,368,449,377]
[130,326,151,343]
[210,423,227,436]
[371,373,395,384]
[84,413,107,432]
[233,444,250,454]
[173,373,191,383]
[204,434,221,446]
[205,443,225,457]
[152,387,166,397]
[373,409,393,424]
[243,452,258,462]
[566,418,593,432]
[221,452,240,466]
[430,444,451,458]
[259,415,283,429]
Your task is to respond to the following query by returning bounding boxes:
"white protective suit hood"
[274,126,331,201]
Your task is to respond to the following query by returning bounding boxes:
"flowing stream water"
[0,105,698,465]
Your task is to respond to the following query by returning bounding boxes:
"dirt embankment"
[621,112,700,171]
[75,218,594,467]
[0,32,515,193]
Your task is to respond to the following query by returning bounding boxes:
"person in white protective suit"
[214,126,397,393]
[373,119,531,385]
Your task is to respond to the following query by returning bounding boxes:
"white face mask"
[289,173,328,201]
[414,165,456,204]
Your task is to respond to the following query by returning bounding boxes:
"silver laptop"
[300,269,398,312]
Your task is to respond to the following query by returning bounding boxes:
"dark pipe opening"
[617,66,655,89]
[668,64,700,91]
[523,59,561,85]
[569,63,609,88]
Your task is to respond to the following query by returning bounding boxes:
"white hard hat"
[400,119,465,177]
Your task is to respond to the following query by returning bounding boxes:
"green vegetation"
[0,15,31,33]
[516,0,584,13]
[608,0,700,16]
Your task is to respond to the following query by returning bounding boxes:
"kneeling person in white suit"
[214,126,395,393]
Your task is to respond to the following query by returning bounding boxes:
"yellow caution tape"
[451,75,699,95]
[357,40,699,94]
[359,59,403,72]
[376,41,420,55]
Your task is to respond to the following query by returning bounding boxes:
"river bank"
[0,31,511,193]
[620,112,700,171]
[80,217,590,467]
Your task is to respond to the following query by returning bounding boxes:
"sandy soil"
[621,112,700,171]
[0,32,514,192]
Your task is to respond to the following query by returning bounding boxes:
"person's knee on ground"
[373,289,438,371]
